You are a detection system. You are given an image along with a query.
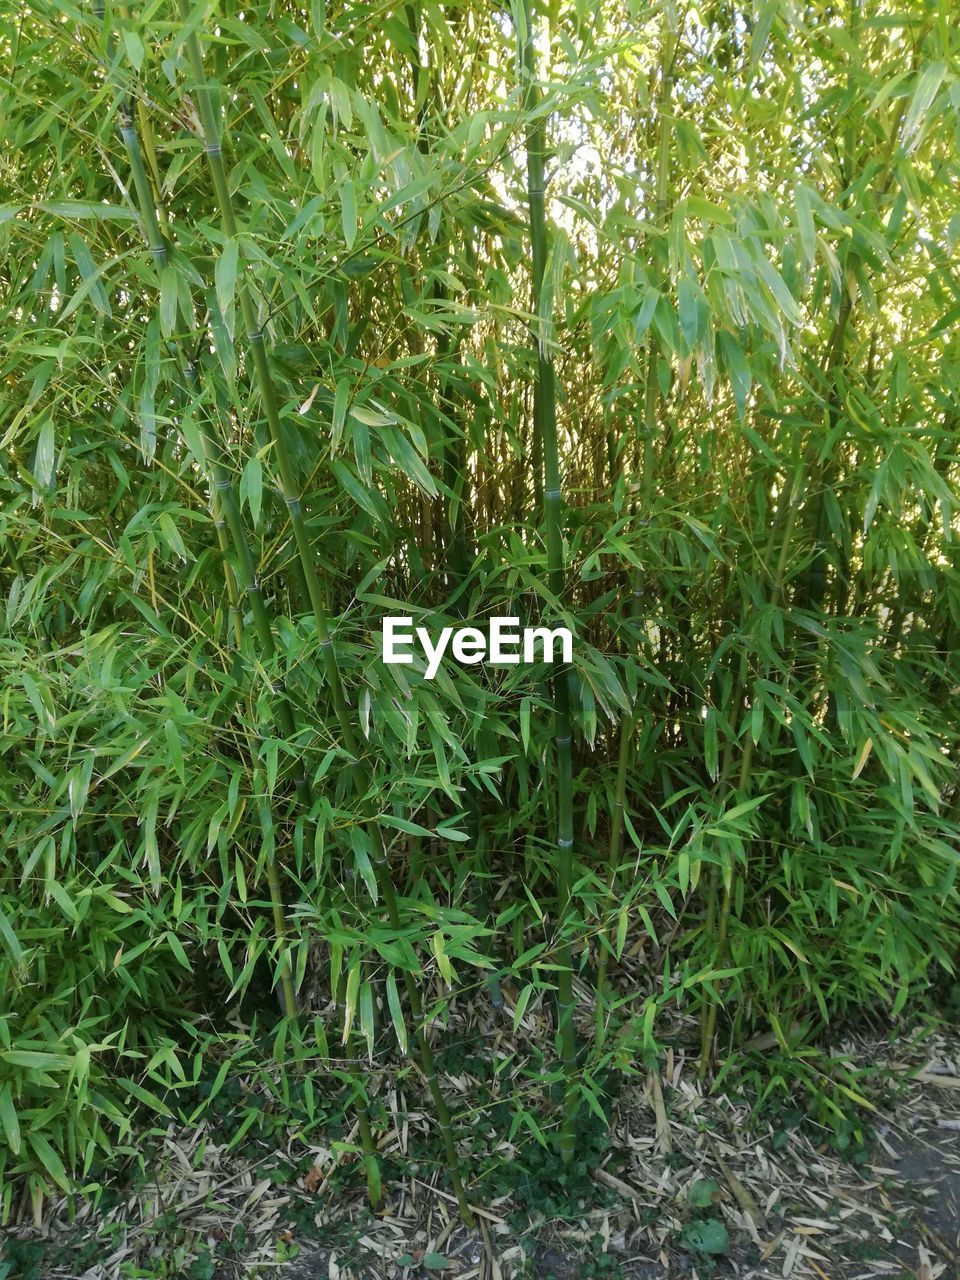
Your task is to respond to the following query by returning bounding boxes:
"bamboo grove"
[1,0,959,1218]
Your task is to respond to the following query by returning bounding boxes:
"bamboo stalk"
[404,3,469,585]
[119,91,392,1197]
[176,7,473,1223]
[597,25,675,998]
[117,102,303,1014]
[804,0,861,615]
[207,467,299,1020]
[698,459,805,1076]
[520,0,578,1164]
[595,634,638,1000]
[642,29,676,506]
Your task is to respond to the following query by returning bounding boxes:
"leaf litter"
[6,1017,959,1280]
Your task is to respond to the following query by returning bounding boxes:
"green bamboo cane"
[404,2,468,585]
[117,96,393,1198]
[112,20,306,1029]
[430,234,500,1002]
[176,11,356,739]
[701,50,908,1053]
[210,489,244,652]
[209,483,303,1026]
[520,0,578,1164]
[117,106,303,1014]
[804,0,862,616]
[594,592,640,1001]
[435,299,471,588]
[118,104,310,799]
[698,460,804,1075]
[128,89,381,1171]
[641,28,676,506]
[597,26,675,997]
[204,443,299,1017]
[177,6,473,1223]
[403,8,486,1010]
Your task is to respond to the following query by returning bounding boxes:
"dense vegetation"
[1,0,959,1224]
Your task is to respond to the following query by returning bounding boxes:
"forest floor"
[3,1020,959,1280]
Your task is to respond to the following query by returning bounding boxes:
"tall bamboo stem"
[598,26,675,998]
[698,460,804,1075]
[520,0,578,1163]
[177,8,473,1223]
[117,105,302,1018]
[641,29,676,505]
[119,80,391,1199]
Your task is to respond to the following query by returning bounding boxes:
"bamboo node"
[557,837,574,848]
[545,487,561,499]
[204,142,222,157]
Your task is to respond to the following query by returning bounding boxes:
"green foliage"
[396,1253,454,1272]
[1,0,959,1214]
[681,1178,729,1262]
[480,1105,616,1225]
[688,1178,722,1209]
[681,1219,729,1257]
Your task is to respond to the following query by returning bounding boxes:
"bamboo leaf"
[340,178,358,249]
[240,455,263,525]
[332,377,350,453]
[0,1085,20,1155]
[686,196,734,225]
[33,418,56,489]
[40,200,138,221]
[901,62,946,154]
[359,982,375,1060]
[216,238,239,319]
[123,29,145,70]
[29,1133,71,1193]
[385,970,407,1055]
[165,931,192,970]
[159,265,178,338]
[342,962,361,1044]
[67,232,111,316]
[0,909,23,965]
